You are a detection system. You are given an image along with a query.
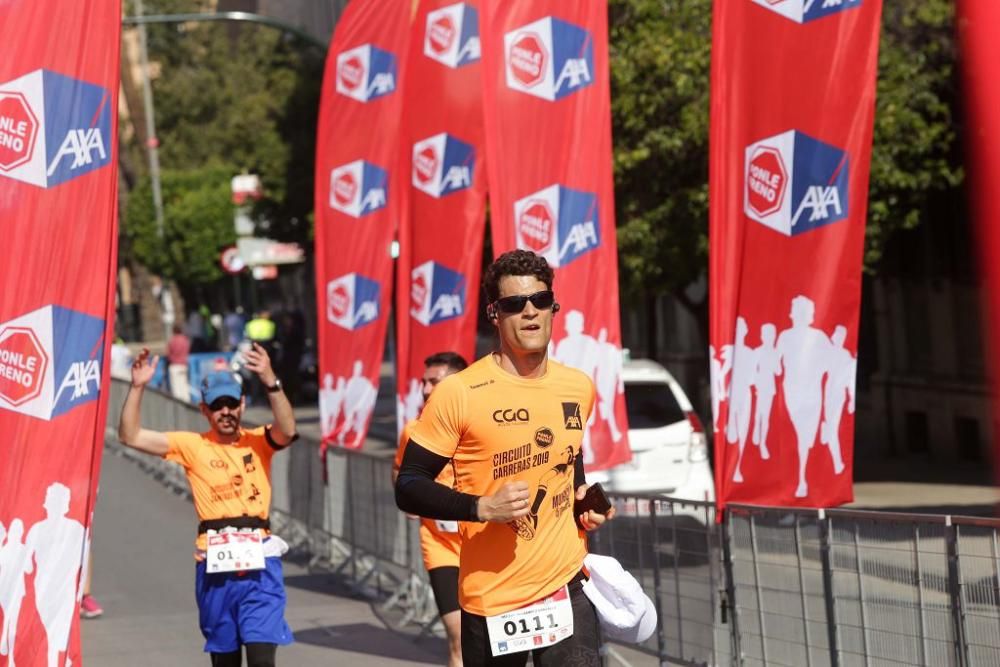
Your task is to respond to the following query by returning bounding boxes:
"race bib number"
[486,585,573,656]
[434,520,459,533]
[206,529,266,574]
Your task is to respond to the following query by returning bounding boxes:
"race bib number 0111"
[486,585,574,656]
[206,529,266,574]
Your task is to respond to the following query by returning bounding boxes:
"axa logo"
[750,0,862,24]
[504,16,594,101]
[0,69,112,188]
[562,402,583,430]
[493,408,530,424]
[329,160,388,218]
[425,3,480,69]
[0,304,105,421]
[744,129,849,236]
[411,133,475,198]
[514,184,601,268]
[336,44,397,102]
[326,273,380,331]
[410,260,466,326]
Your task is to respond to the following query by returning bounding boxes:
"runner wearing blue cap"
[118,342,298,667]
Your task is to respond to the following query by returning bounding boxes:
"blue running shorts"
[195,556,294,653]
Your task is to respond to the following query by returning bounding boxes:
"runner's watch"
[266,379,283,393]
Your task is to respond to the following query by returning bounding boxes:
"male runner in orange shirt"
[395,249,615,666]
[393,351,469,667]
[118,343,297,667]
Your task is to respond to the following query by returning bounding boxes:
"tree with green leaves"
[120,1,323,295]
[608,0,961,347]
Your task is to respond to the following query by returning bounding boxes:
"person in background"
[118,344,297,666]
[393,351,469,667]
[224,307,247,351]
[166,324,191,402]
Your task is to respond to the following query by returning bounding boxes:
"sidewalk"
[84,450,447,666]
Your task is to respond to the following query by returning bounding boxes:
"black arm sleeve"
[395,440,481,522]
[574,451,587,490]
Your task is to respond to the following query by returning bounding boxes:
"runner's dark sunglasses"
[492,290,556,314]
[209,396,241,411]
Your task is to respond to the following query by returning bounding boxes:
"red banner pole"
[0,2,122,663]
[709,0,883,511]
[480,0,631,472]
[315,0,411,451]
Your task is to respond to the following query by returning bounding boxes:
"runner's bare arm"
[117,348,170,456]
[245,342,296,443]
[396,441,531,523]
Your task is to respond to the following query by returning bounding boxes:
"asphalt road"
[82,449,448,666]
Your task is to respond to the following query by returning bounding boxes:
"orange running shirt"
[164,426,280,550]
[409,355,595,616]
[395,420,461,570]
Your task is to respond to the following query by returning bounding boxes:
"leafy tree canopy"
[608,0,961,310]
[124,164,236,284]
[121,0,323,290]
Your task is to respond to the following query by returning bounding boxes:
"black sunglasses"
[494,290,555,314]
[209,396,241,412]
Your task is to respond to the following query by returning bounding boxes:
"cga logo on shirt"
[514,184,601,268]
[410,261,466,326]
[504,16,594,101]
[0,304,104,421]
[424,3,480,69]
[493,408,530,424]
[411,133,475,198]
[744,129,849,236]
[750,0,862,24]
[336,44,397,102]
[326,273,381,331]
[0,69,112,188]
[329,159,388,218]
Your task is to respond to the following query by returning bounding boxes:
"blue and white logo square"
[330,160,388,218]
[425,3,480,68]
[744,129,849,236]
[0,304,104,421]
[336,44,397,102]
[327,273,380,331]
[750,0,862,24]
[504,16,594,101]
[412,133,474,198]
[410,261,466,326]
[514,184,601,268]
[0,69,112,188]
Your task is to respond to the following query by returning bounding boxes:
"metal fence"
[105,380,1000,666]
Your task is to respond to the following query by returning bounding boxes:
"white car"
[587,359,715,513]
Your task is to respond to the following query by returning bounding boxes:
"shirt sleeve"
[409,376,466,458]
[393,421,412,476]
[583,376,597,424]
[163,432,196,469]
[246,426,278,463]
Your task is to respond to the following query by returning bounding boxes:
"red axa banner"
[959,0,1000,488]
[396,0,487,428]
[709,0,882,510]
[480,0,631,472]
[315,0,410,449]
[0,1,121,664]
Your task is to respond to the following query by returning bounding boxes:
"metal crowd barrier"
[105,380,1000,666]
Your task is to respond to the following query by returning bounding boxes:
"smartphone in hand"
[575,482,612,515]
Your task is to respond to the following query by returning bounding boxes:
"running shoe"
[80,594,104,619]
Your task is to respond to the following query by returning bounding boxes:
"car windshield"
[624,381,685,429]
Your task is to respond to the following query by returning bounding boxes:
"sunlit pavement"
[83,449,448,666]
